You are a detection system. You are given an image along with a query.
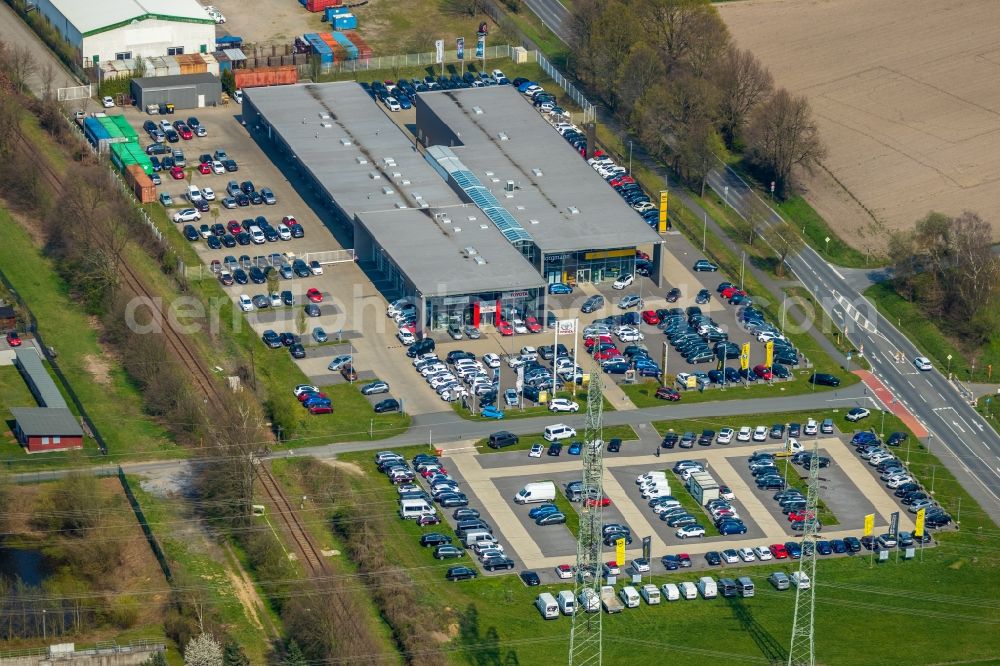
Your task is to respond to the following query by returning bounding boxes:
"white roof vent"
[498,131,509,141]
[394,202,407,209]
[490,177,501,183]
[467,215,477,221]
[382,186,393,195]
[401,178,411,185]
[441,215,451,224]
[473,106,484,115]
[383,157,396,167]
[463,246,478,256]
[369,171,381,180]
[504,192,514,199]
[473,255,487,265]
[411,192,423,201]
[532,168,543,177]
[320,122,332,129]
[480,224,489,230]
[319,112,330,120]
[339,138,352,146]
[356,155,368,165]
[420,201,430,208]
[484,171,494,177]
[453,227,462,233]
[392,171,402,178]
[567,206,579,215]
[516,205,525,211]
[529,219,540,225]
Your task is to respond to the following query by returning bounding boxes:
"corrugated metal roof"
[223,49,247,62]
[49,0,212,36]
[10,408,83,437]
[14,348,67,409]
[133,73,220,89]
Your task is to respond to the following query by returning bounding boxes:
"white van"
[698,576,718,599]
[578,588,600,613]
[249,225,266,244]
[737,576,755,598]
[535,592,559,620]
[398,499,433,519]
[543,424,576,441]
[513,481,556,504]
[641,483,672,500]
[640,584,661,605]
[619,586,640,608]
[636,471,667,485]
[661,583,680,601]
[791,572,811,589]
[463,530,495,548]
[187,185,203,203]
[678,581,698,600]
[557,590,576,616]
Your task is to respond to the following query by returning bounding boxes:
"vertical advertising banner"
[642,536,652,562]
[914,508,926,538]
[615,537,626,566]
[889,511,900,537]
[658,191,669,233]
[456,37,464,60]
[863,513,875,537]
[435,39,444,64]
[765,340,774,369]
[740,343,751,371]
[476,34,485,59]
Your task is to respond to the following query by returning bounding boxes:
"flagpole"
[572,318,579,397]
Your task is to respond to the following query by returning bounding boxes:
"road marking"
[919,394,927,403]
[830,266,845,281]
[952,420,966,433]
[907,379,915,388]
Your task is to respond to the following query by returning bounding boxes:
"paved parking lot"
[439,427,918,580]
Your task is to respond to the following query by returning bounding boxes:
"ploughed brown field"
[718,0,1000,249]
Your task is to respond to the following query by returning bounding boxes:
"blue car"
[517,80,538,93]
[303,398,331,409]
[397,94,412,110]
[529,504,559,519]
[603,361,629,374]
[661,554,680,571]
[816,541,833,555]
[785,541,803,559]
[480,405,505,420]
[851,432,878,445]
[718,521,747,535]
[548,282,573,295]
[567,441,582,455]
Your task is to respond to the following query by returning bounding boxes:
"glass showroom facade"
[542,248,637,286]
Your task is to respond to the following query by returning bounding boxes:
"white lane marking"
[937,392,946,400]
[919,394,927,403]
[830,266,845,281]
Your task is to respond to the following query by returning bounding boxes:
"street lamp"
[702,212,707,252]
[724,185,729,208]
[628,140,633,176]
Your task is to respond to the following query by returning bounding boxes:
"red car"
[610,176,635,187]
[421,467,447,478]
[297,391,328,403]
[399,322,416,334]
[497,320,514,336]
[753,364,772,380]
[655,387,681,401]
[198,162,212,175]
[416,513,440,526]
[306,288,323,303]
[308,405,333,415]
[635,249,650,261]
[524,316,542,333]
[282,215,298,226]
[721,287,747,299]
[788,510,815,523]
[641,310,660,325]
[593,348,620,361]
[584,335,612,350]
[227,220,243,234]
[170,166,185,180]
[770,544,789,559]
[176,124,193,140]
[584,495,612,507]
[6,331,22,347]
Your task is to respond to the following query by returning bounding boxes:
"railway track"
[13,122,329,578]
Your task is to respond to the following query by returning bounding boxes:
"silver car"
[312,327,328,343]
[463,325,481,339]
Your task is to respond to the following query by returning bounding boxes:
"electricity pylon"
[568,366,605,666]
[788,438,822,666]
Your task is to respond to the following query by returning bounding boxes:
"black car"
[886,432,909,447]
[453,508,481,521]
[305,303,321,317]
[183,224,199,241]
[809,373,841,387]
[206,235,221,249]
[289,344,305,359]
[483,556,515,571]
[240,180,255,194]
[547,443,562,456]
[279,333,299,346]
[704,551,722,566]
[248,267,266,284]
[606,438,622,453]
[520,570,540,586]
[233,268,249,284]
[223,159,238,172]
[661,433,678,449]
[603,531,632,547]
[261,330,282,349]
[488,431,518,449]
[420,533,452,548]
[446,566,477,581]
[374,398,400,413]
[844,536,862,553]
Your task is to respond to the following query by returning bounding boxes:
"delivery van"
[697,576,718,599]
[618,585,640,608]
[661,583,680,601]
[398,499,434,519]
[679,581,698,600]
[535,592,559,620]
[640,584,661,605]
[718,577,738,598]
[463,530,495,548]
[514,481,557,504]
[578,588,600,612]
[543,424,576,441]
[737,576,755,598]
[557,590,576,615]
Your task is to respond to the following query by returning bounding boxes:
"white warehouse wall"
[82,18,214,65]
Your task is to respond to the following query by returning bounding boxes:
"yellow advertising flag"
[765,340,774,369]
[914,508,926,538]
[658,191,669,234]
[740,343,751,371]
[863,513,875,537]
[615,537,626,566]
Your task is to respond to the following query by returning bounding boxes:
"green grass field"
[771,458,838,526]
[475,424,638,454]
[775,196,873,268]
[328,443,1000,664]
[621,375,817,409]
[0,365,37,449]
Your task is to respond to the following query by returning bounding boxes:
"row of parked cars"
[292,383,333,415]
[143,116,207,145]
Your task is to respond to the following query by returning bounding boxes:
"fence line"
[313,44,521,77]
[118,466,174,584]
[0,638,165,660]
[535,50,595,123]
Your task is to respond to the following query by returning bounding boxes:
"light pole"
[628,140,633,176]
[739,251,746,291]
[947,354,952,378]
[880,408,886,439]
[724,185,729,208]
[702,212,707,252]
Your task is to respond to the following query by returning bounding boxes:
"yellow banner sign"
[914,508,925,538]
[765,341,774,369]
[615,537,626,566]
[863,513,875,537]
[740,343,751,371]
[686,375,698,389]
[658,191,669,234]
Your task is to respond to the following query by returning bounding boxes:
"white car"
[719,486,735,501]
[887,475,914,489]
[913,356,933,371]
[717,427,735,444]
[736,426,752,442]
[791,572,811,589]
[310,261,324,275]
[277,224,292,240]
[612,273,634,290]
[631,559,651,573]
[721,549,740,564]
[238,294,253,312]
[201,187,216,201]
[752,426,768,442]
[548,398,580,413]
[397,329,416,345]
[328,354,353,371]
[172,208,201,222]
[384,96,401,112]
[529,444,543,458]
[846,407,871,422]
[293,384,320,397]
[616,327,644,343]
[753,546,773,561]
[555,564,574,579]
[512,319,529,334]
[102,96,115,108]
[211,160,225,174]
[482,353,501,368]
[675,525,705,539]
[269,292,282,307]
[803,419,818,436]
[737,547,756,562]
[520,346,538,359]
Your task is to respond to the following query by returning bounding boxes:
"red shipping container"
[306,0,340,12]
[128,165,156,203]
[234,66,298,89]
[343,31,372,59]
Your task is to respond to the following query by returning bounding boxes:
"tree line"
[568,0,824,198]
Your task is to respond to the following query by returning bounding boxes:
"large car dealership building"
[243,82,663,331]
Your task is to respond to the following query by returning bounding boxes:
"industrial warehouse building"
[242,82,663,331]
[34,0,215,67]
[130,73,222,110]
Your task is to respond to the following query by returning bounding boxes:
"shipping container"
[324,5,350,20]
[98,116,127,141]
[127,165,157,203]
[309,38,333,64]
[233,66,298,89]
[332,31,358,59]
[332,13,357,31]
[343,31,373,60]
[108,115,139,143]
[305,0,339,12]
[83,117,110,144]
[330,42,348,63]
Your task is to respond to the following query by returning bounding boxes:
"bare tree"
[771,220,805,276]
[717,46,773,148]
[948,211,999,324]
[641,0,729,76]
[5,44,37,95]
[746,88,826,198]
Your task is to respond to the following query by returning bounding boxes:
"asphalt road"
[522,0,572,43]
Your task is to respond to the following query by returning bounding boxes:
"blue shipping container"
[332,14,357,30]
[310,39,333,64]
[332,31,358,59]
[324,6,350,21]
[83,117,110,147]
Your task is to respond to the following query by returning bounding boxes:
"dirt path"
[222,540,280,640]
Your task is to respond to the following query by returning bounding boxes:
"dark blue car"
[529,504,559,519]
[603,361,629,374]
[548,282,573,295]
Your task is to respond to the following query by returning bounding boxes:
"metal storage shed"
[130,73,221,110]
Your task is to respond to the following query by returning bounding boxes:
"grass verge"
[776,196,872,268]
[452,391,615,421]
[865,283,998,384]
[475,424,638,454]
[771,459,838,526]
[621,377,808,409]
[549,487,580,538]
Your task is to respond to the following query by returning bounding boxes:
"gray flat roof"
[244,83,459,215]
[15,348,67,410]
[11,408,83,437]
[416,87,662,253]
[133,73,219,89]
[355,208,544,297]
